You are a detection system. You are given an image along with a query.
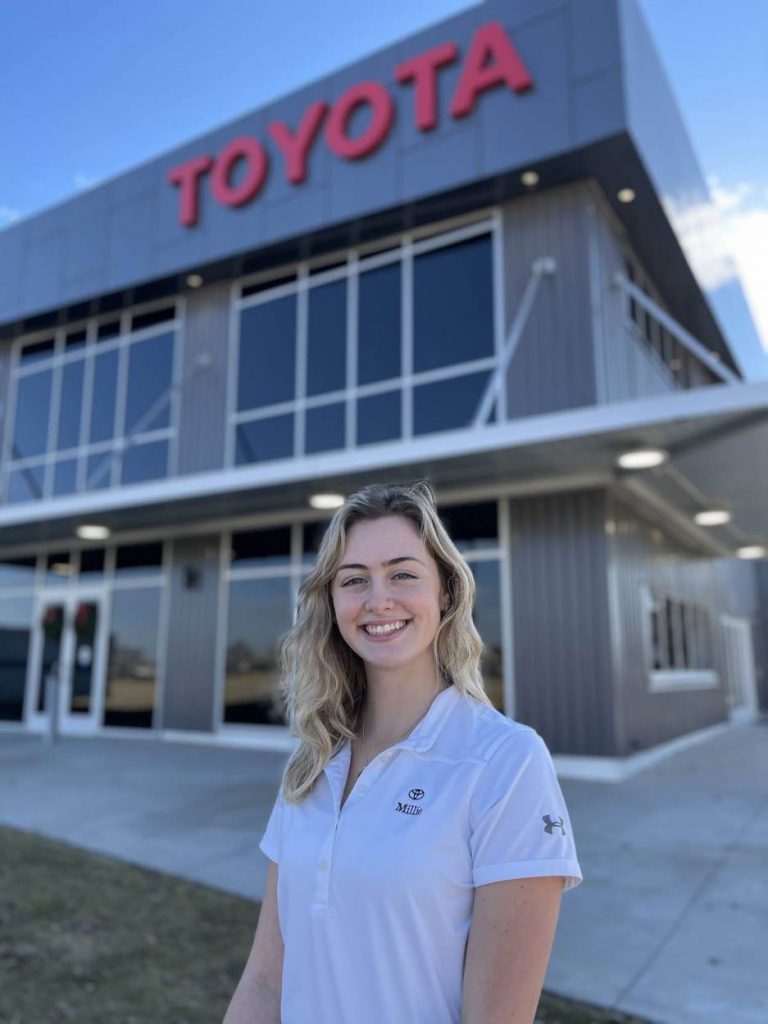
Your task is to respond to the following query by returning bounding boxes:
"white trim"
[491,207,506,423]
[649,669,719,692]
[498,497,515,719]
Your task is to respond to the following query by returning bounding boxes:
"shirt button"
[319,859,328,871]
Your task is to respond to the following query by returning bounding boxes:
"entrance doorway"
[721,616,760,722]
[29,590,108,735]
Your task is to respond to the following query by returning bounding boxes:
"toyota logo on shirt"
[408,788,425,800]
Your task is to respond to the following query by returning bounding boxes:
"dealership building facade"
[1,0,766,774]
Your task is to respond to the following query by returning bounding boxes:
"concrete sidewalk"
[1,720,766,1024]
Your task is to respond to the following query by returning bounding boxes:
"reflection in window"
[89,349,119,443]
[413,370,489,435]
[439,502,498,551]
[53,458,78,496]
[469,560,504,711]
[305,402,345,455]
[231,528,291,570]
[357,390,400,446]
[235,415,293,466]
[0,595,33,721]
[12,372,52,459]
[224,577,292,724]
[414,235,493,373]
[306,279,346,397]
[646,587,713,672]
[0,557,37,588]
[124,332,173,434]
[57,360,85,450]
[114,543,164,579]
[104,586,160,728]
[7,466,45,504]
[121,440,168,485]
[85,452,112,491]
[238,297,296,411]
[358,262,401,385]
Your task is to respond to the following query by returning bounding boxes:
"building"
[1,0,766,773]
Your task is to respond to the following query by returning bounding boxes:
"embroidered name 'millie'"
[395,801,423,816]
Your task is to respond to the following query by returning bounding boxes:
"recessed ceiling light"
[521,170,539,187]
[737,545,766,559]
[617,188,636,203]
[616,448,669,470]
[309,493,345,510]
[77,524,111,540]
[186,273,204,288]
[694,509,731,526]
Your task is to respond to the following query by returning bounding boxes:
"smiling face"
[330,515,448,677]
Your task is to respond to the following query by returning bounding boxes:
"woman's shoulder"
[443,689,540,766]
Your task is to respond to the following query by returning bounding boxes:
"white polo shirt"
[259,683,583,1024]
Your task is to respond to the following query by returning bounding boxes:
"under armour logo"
[542,814,566,836]
[409,788,424,801]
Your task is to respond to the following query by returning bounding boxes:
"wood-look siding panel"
[501,184,597,419]
[509,489,616,755]
[161,535,222,731]
[606,493,728,753]
[176,283,231,476]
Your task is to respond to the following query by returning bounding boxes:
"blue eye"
[341,571,415,586]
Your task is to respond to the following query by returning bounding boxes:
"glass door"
[32,590,107,735]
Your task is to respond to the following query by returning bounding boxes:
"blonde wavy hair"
[278,479,493,803]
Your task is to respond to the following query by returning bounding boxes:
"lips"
[360,620,410,638]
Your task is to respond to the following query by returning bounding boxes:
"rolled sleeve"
[258,786,285,863]
[469,729,583,892]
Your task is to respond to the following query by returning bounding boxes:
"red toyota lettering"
[166,155,214,227]
[325,81,394,160]
[395,41,459,132]
[450,20,533,119]
[268,101,328,184]
[210,136,269,207]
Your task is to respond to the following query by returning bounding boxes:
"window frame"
[640,583,719,691]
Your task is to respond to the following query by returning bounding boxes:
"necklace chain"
[356,684,443,779]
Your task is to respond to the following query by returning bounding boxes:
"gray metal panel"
[0,347,12,467]
[176,283,230,476]
[502,182,597,417]
[509,488,616,755]
[606,492,728,753]
[161,535,221,731]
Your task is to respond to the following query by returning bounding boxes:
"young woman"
[224,480,583,1024]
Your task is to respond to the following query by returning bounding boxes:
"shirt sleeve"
[258,786,285,863]
[469,729,583,892]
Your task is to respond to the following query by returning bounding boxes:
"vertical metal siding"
[161,535,222,731]
[606,492,728,753]
[502,183,598,419]
[509,489,616,755]
[0,348,12,472]
[176,283,230,476]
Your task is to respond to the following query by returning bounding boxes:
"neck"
[361,666,448,748]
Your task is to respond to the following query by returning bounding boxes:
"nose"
[364,578,396,611]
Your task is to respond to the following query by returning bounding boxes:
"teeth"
[364,621,407,635]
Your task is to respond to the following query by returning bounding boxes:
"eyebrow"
[335,556,426,574]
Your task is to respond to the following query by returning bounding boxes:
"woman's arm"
[223,859,284,1024]
[461,875,563,1024]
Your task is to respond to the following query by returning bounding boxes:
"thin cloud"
[74,171,100,190]
[0,204,22,227]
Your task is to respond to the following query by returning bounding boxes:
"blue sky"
[2,0,766,348]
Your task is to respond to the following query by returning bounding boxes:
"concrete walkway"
[1,720,766,1024]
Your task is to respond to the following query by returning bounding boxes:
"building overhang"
[1,380,767,558]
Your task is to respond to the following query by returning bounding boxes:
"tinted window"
[0,557,37,587]
[20,338,55,365]
[470,560,503,711]
[84,452,112,490]
[12,371,52,458]
[115,542,164,578]
[302,520,330,556]
[357,262,401,385]
[89,349,119,443]
[357,390,401,446]
[79,548,106,576]
[231,527,291,569]
[46,552,74,586]
[124,332,174,434]
[305,402,345,455]
[238,297,296,411]
[97,320,121,341]
[131,306,174,331]
[121,440,168,485]
[0,595,34,722]
[57,359,85,450]
[53,458,78,496]
[235,415,293,466]
[104,586,160,729]
[413,370,489,435]
[439,501,498,550]
[414,235,493,373]
[306,279,346,397]
[65,328,87,351]
[7,466,45,504]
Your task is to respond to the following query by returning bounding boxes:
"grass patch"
[0,825,650,1023]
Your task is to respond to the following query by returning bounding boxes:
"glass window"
[224,577,292,725]
[238,297,296,411]
[235,415,293,466]
[469,560,504,711]
[56,359,85,450]
[12,371,52,459]
[52,458,78,496]
[413,370,489,436]
[104,586,160,729]
[439,501,498,551]
[20,338,55,365]
[302,520,330,557]
[306,279,346,397]
[358,262,401,385]
[0,595,33,722]
[7,466,45,504]
[0,557,37,587]
[114,542,164,579]
[414,235,493,373]
[97,320,120,341]
[131,306,174,331]
[231,527,291,570]
[89,348,119,443]
[84,452,113,491]
[46,552,74,587]
[305,402,345,455]
[124,332,174,435]
[65,328,87,351]
[121,440,168,485]
[357,390,401,446]
[79,548,106,576]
